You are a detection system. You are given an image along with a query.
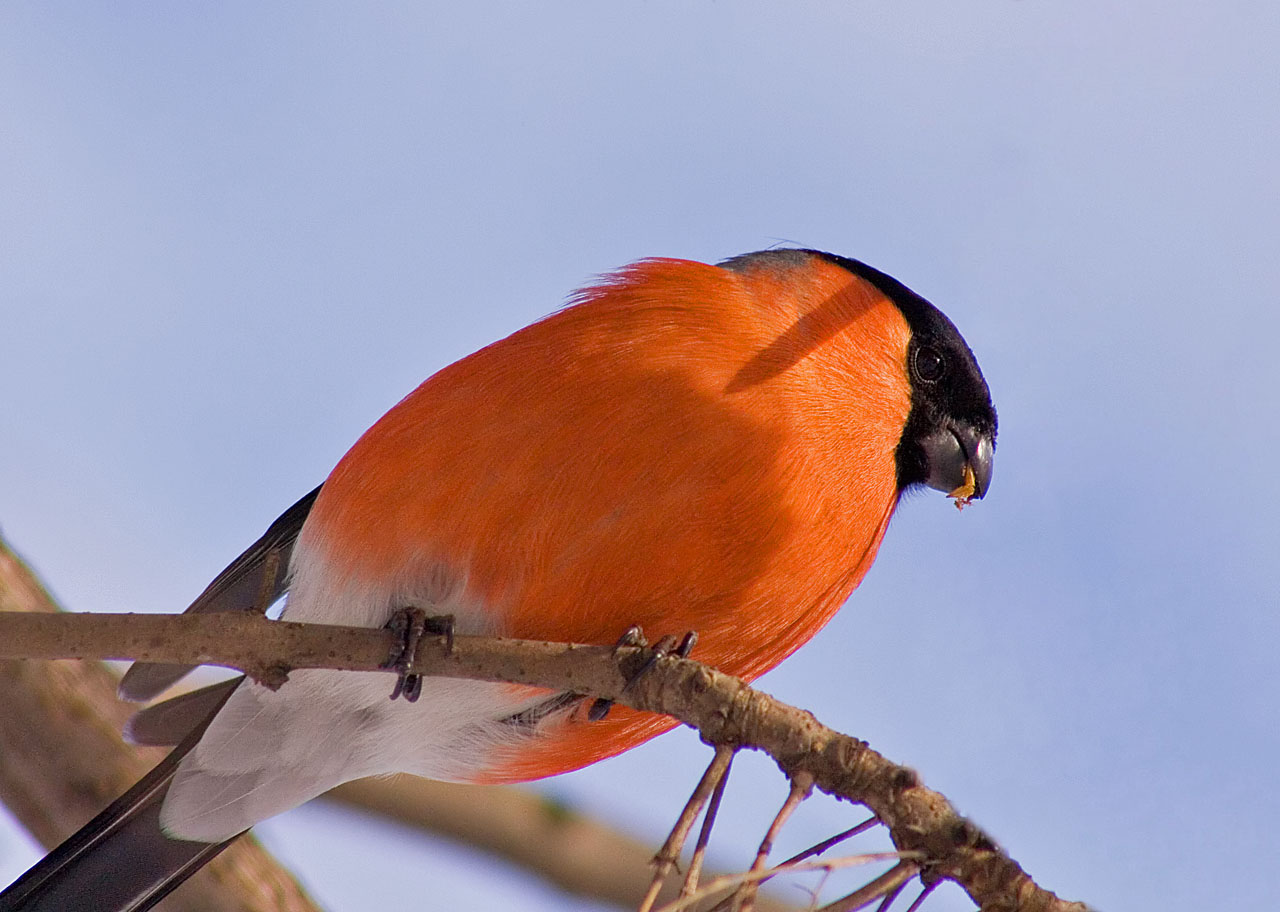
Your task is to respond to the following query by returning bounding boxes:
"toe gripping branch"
[381,607,455,702]
[587,625,698,722]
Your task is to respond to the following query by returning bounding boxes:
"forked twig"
[638,744,737,912]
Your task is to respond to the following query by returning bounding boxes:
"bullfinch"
[1,248,997,911]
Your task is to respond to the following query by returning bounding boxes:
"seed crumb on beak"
[948,464,977,511]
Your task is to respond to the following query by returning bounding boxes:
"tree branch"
[0,606,1089,912]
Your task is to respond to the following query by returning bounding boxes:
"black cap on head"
[807,251,998,499]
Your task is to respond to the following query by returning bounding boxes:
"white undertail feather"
[160,538,553,842]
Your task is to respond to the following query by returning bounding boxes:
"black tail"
[0,686,241,912]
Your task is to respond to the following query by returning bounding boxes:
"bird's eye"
[913,345,946,383]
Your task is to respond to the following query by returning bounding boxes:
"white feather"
[160,538,552,841]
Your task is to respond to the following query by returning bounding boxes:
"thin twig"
[900,880,939,912]
[733,773,815,912]
[815,861,920,912]
[679,748,734,902]
[654,852,908,912]
[639,745,737,912]
[778,818,880,869]
[873,877,909,912]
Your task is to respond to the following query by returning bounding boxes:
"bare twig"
[732,774,814,912]
[639,745,736,912]
[678,749,733,902]
[655,852,908,912]
[815,861,920,912]
[779,818,880,869]
[901,881,939,912]
[873,877,909,912]
[0,608,1092,912]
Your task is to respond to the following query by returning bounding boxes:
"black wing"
[118,485,321,702]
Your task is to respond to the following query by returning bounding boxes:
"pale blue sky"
[1,3,1277,910]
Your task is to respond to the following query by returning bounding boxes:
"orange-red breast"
[1,249,996,911]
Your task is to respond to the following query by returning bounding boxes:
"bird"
[0,248,996,911]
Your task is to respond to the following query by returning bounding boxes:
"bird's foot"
[381,607,455,702]
[587,626,697,721]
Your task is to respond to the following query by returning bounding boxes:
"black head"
[808,251,998,499]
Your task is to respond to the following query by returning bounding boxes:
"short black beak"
[920,423,995,500]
